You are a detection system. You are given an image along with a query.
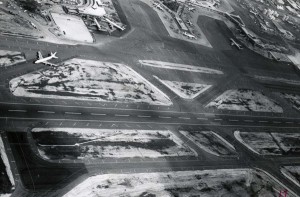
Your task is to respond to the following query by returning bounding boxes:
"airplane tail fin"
[51,52,58,59]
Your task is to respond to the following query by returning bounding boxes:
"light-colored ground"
[0,136,14,189]
[254,75,300,86]
[207,89,283,113]
[180,130,236,156]
[33,128,196,159]
[0,50,25,67]
[154,76,212,99]
[235,131,300,156]
[50,13,93,43]
[10,58,172,105]
[281,166,300,188]
[279,93,300,111]
[139,60,223,74]
[63,168,297,197]
[234,131,281,155]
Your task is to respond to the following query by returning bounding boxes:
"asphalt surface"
[0,0,300,196]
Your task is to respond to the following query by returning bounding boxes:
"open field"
[207,89,283,113]
[0,136,14,196]
[154,76,212,99]
[139,60,223,74]
[281,166,300,188]
[279,93,300,111]
[63,168,296,197]
[10,58,172,105]
[180,130,236,157]
[235,131,300,156]
[32,128,196,160]
[51,13,93,43]
[0,50,25,67]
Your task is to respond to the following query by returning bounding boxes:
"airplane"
[183,32,197,39]
[104,17,125,31]
[35,51,58,67]
[187,6,195,12]
[186,20,193,26]
[153,2,163,10]
[230,38,243,49]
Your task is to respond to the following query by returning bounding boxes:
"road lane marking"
[273,121,281,124]
[38,111,55,114]
[91,113,106,116]
[197,118,208,120]
[244,120,254,122]
[286,122,293,124]
[115,114,130,117]
[137,115,151,118]
[214,119,222,121]
[178,117,190,120]
[8,110,27,113]
[258,120,268,123]
[65,112,82,115]
[229,119,239,122]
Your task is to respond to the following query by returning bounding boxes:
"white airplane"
[183,32,197,39]
[187,6,195,12]
[186,20,193,26]
[153,2,163,10]
[35,51,58,66]
[104,17,125,31]
[230,38,243,49]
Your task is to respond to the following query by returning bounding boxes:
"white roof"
[78,6,106,17]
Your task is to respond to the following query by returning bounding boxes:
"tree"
[18,0,41,12]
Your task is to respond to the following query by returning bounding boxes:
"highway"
[0,0,300,196]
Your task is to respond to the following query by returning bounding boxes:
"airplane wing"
[44,61,58,67]
[37,51,43,60]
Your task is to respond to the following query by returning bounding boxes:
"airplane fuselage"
[35,56,54,64]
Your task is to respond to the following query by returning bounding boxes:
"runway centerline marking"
[38,111,55,114]
[91,113,106,116]
[178,117,190,120]
[138,115,151,118]
[8,110,27,113]
[65,112,82,115]
[115,114,130,117]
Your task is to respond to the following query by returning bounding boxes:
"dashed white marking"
[229,119,239,122]
[178,117,190,120]
[273,121,281,124]
[138,115,151,118]
[115,114,130,117]
[214,118,222,121]
[65,112,81,115]
[8,109,27,112]
[244,120,254,122]
[38,111,55,114]
[286,122,293,124]
[197,117,208,120]
[259,120,268,123]
[91,113,106,116]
